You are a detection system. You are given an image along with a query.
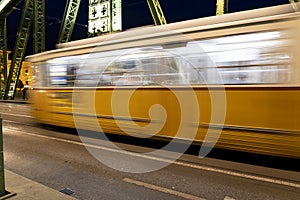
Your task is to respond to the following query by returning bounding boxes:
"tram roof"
[26,3,300,63]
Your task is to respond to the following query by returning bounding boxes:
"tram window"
[188,30,292,84]
[49,65,67,85]
[43,29,292,88]
[66,65,77,86]
[45,54,90,87]
[32,63,48,88]
[123,60,136,69]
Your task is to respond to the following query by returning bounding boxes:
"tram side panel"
[32,89,75,128]
[218,87,300,158]
[32,86,300,158]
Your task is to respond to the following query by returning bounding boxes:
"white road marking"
[224,196,236,200]
[4,127,300,189]
[123,178,206,200]
[0,112,34,118]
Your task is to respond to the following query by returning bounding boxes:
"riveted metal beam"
[0,0,23,17]
[0,18,7,99]
[216,0,228,15]
[58,0,82,43]
[4,0,34,100]
[33,0,45,53]
[146,0,167,25]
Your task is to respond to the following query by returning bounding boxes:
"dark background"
[6,0,290,55]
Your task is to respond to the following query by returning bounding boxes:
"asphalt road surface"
[1,102,300,200]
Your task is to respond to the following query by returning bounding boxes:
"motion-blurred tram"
[27,4,300,158]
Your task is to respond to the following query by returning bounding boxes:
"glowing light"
[88,0,122,34]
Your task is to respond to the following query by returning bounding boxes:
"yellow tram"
[27,4,300,158]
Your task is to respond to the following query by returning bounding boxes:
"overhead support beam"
[58,0,82,44]
[0,18,7,99]
[0,0,16,15]
[33,0,45,53]
[146,0,167,25]
[4,0,34,100]
[216,0,228,15]
[0,0,23,17]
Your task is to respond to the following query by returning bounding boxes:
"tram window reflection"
[41,30,293,87]
[190,30,292,84]
[49,65,67,85]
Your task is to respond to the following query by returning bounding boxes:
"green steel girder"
[33,0,45,53]
[0,18,7,99]
[216,0,228,15]
[4,0,34,100]
[0,0,23,17]
[146,0,167,25]
[0,0,23,98]
[58,0,82,43]
[290,0,300,11]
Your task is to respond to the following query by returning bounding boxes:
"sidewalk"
[1,170,77,200]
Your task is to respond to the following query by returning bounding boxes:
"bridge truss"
[1,0,299,99]
[0,0,45,99]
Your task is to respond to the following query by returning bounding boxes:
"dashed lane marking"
[4,127,300,189]
[224,196,237,200]
[123,178,206,200]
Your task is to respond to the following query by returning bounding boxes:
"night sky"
[6,0,290,55]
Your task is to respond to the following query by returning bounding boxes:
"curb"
[0,192,16,200]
